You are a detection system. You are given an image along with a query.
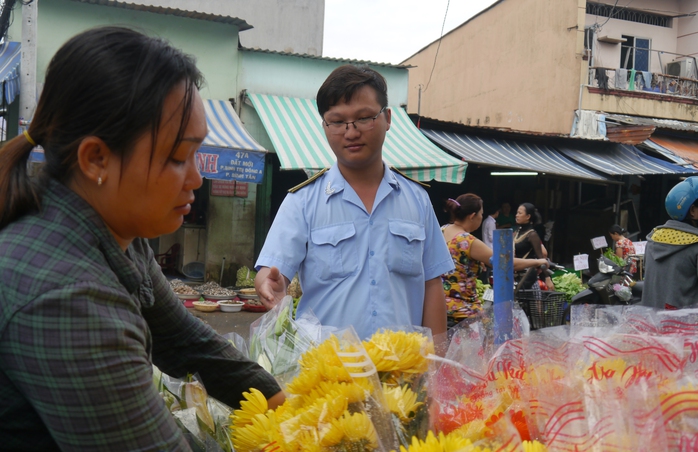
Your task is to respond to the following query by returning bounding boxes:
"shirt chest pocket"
[310,222,358,280]
[388,220,426,276]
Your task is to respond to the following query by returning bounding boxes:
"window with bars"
[620,36,650,71]
[587,2,673,28]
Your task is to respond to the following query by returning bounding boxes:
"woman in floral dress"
[609,224,637,274]
[441,194,548,327]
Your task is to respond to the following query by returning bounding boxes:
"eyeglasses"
[323,107,386,135]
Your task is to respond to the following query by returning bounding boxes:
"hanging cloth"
[628,68,637,90]
[595,68,609,90]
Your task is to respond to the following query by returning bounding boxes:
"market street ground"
[187,308,264,339]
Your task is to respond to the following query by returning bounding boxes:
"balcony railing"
[588,67,698,100]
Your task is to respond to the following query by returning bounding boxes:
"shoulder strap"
[288,168,329,193]
[390,166,430,188]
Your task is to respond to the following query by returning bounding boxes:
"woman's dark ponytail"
[0,133,42,229]
[445,194,482,223]
[609,224,626,235]
[520,202,542,225]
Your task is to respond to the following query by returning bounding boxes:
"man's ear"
[689,204,698,220]
[384,107,391,131]
[75,136,112,185]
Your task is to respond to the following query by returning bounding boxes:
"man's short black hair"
[316,64,388,117]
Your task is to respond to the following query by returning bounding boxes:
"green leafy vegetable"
[235,266,257,287]
[603,248,626,268]
[551,272,585,302]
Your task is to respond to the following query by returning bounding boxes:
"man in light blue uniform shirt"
[254,65,454,343]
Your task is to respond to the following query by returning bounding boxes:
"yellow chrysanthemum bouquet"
[232,328,400,451]
[364,328,434,447]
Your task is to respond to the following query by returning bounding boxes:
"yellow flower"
[320,411,379,450]
[286,366,323,395]
[290,429,323,452]
[232,388,269,429]
[316,358,353,384]
[522,440,548,452]
[231,412,283,452]
[300,380,370,406]
[286,341,352,396]
[297,394,348,427]
[297,336,345,370]
[364,330,433,374]
[398,430,476,452]
[383,384,423,423]
[452,419,488,442]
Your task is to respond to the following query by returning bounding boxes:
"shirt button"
[369,251,375,256]
[369,220,374,225]
[372,310,377,316]
[371,280,376,285]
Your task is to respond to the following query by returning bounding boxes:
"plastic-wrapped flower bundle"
[231,330,397,451]
[364,329,434,446]
[225,304,698,451]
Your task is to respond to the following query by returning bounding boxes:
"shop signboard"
[210,180,249,198]
[196,148,265,184]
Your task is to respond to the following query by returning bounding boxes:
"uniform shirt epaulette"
[390,166,430,188]
[288,168,329,193]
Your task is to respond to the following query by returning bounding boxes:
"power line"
[423,0,450,93]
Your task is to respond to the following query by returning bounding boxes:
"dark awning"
[557,142,697,175]
[421,129,612,182]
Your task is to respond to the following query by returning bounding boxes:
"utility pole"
[19,0,37,132]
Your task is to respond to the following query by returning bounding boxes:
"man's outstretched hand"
[254,266,289,309]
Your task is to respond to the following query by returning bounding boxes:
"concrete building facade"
[404,0,698,135]
[115,0,325,56]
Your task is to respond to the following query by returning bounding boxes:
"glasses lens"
[329,124,346,135]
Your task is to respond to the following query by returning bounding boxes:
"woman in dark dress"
[514,202,545,259]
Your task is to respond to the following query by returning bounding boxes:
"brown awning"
[648,135,698,169]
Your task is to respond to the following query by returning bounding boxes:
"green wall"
[8,0,240,100]
[238,50,410,105]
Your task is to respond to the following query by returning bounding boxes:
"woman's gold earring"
[98,177,103,186]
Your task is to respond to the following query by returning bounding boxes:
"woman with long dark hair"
[441,194,547,325]
[514,202,545,260]
[0,27,282,450]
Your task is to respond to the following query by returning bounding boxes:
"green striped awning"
[247,93,466,183]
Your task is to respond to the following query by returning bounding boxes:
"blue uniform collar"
[324,162,399,201]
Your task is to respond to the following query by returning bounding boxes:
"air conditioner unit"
[666,58,696,79]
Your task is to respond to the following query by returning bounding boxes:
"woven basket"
[516,290,567,330]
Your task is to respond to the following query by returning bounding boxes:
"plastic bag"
[248,295,321,388]
[222,332,248,359]
[154,369,234,452]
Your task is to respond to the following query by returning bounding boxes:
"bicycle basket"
[516,290,567,330]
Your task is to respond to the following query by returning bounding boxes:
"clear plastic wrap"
[248,295,322,388]
[154,369,233,452]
